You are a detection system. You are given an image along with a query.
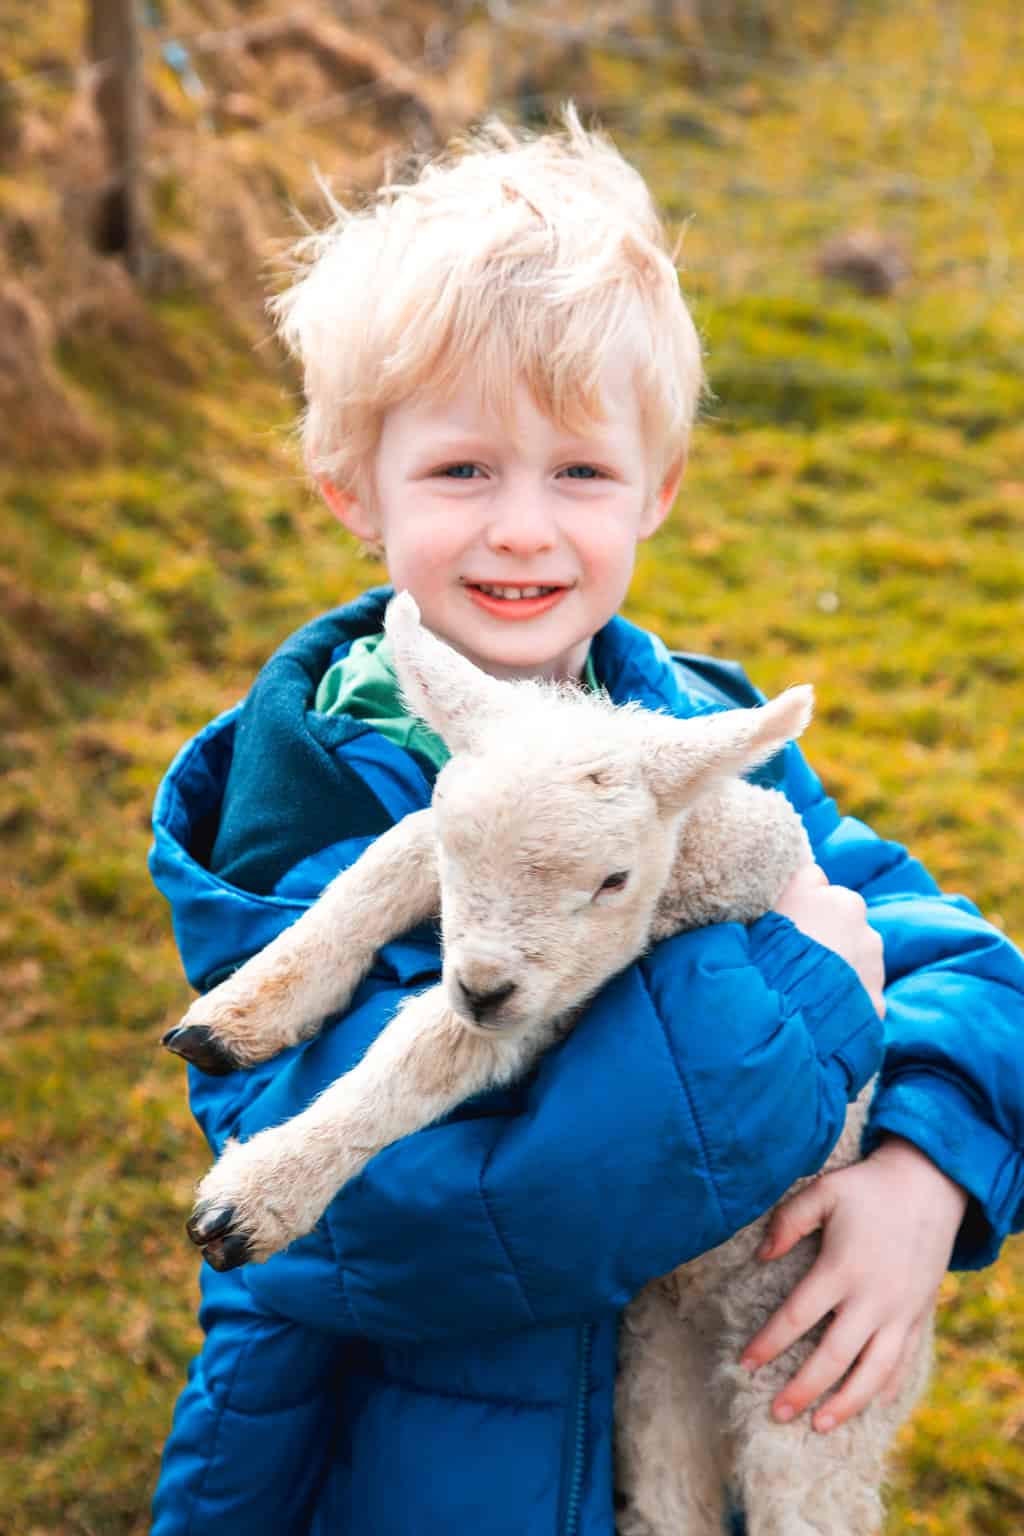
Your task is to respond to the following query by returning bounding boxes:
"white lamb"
[166,591,931,1536]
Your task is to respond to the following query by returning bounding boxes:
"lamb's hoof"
[162,1023,242,1076]
[187,1202,254,1271]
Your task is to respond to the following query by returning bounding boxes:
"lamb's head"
[384,592,812,1035]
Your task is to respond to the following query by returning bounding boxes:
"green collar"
[316,632,600,770]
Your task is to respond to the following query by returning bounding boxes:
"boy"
[150,112,1024,1534]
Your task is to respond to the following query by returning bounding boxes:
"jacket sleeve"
[188,905,883,1343]
[778,741,1024,1268]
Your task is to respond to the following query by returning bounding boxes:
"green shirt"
[316,632,599,770]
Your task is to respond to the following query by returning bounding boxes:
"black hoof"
[186,1200,235,1246]
[162,1023,241,1076]
[186,1203,254,1271]
[202,1231,254,1272]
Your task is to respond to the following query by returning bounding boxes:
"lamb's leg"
[186,983,536,1269]
[721,1305,925,1536]
[715,1239,932,1536]
[615,1281,731,1536]
[721,1296,890,1536]
[163,808,438,1073]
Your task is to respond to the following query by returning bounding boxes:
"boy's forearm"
[872,885,1024,1258]
[865,972,1024,1265]
[781,738,1024,1262]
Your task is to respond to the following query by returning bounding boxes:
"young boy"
[150,112,1024,1535]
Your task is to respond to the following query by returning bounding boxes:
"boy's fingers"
[881,1319,921,1404]
[768,1307,873,1421]
[811,1325,905,1432]
[741,1265,842,1370]
[760,1177,835,1262]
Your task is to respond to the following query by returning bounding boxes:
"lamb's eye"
[597,870,629,895]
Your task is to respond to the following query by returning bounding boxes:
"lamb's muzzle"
[453,975,518,1024]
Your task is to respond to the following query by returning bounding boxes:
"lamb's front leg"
[186,984,534,1270]
[163,808,438,1073]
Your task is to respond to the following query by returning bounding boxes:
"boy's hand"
[773,863,886,1019]
[740,1136,968,1431]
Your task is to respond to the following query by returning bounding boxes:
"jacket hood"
[149,586,396,990]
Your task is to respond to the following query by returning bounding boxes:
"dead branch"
[191,11,446,143]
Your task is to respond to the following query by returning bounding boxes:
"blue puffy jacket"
[149,587,1024,1535]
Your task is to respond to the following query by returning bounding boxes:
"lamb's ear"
[642,686,814,811]
[385,591,513,754]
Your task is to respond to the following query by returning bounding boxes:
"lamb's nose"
[456,977,517,1023]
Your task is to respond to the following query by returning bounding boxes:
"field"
[1,2,1022,1530]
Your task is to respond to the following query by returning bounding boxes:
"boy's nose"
[485,493,557,555]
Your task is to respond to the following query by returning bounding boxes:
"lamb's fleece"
[164,592,932,1536]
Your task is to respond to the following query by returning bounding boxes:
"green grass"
[2,1,1023,1530]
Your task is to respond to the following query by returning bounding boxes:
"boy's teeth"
[474,584,558,599]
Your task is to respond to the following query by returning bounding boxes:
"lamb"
[164,591,932,1536]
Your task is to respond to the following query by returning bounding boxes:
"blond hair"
[269,106,704,503]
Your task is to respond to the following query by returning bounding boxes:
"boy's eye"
[437,463,482,479]
[562,465,604,480]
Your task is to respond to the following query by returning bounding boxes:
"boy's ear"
[318,477,379,544]
[639,456,685,540]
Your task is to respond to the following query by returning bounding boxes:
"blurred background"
[1,2,1022,1531]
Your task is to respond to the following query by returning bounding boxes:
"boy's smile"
[463,582,570,621]
[322,355,681,683]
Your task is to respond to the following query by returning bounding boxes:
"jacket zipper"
[563,1322,593,1536]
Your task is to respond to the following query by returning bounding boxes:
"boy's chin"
[410,589,605,681]
[459,630,593,684]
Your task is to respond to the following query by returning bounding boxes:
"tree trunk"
[86,0,149,282]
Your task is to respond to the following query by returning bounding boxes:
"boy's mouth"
[463,582,570,620]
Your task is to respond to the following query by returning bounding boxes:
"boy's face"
[321,358,680,682]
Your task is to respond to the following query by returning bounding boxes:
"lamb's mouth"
[457,1011,529,1037]
[448,994,529,1035]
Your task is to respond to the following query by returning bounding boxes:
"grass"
[1,1,1023,1530]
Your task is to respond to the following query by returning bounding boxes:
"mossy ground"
[2,2,1022,1531]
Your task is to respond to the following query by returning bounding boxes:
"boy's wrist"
[870,1133,969,1222]
[865,1064,1023,1269]
[866,1133,970,1275]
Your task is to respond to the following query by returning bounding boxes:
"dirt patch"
[0,280,108,466]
